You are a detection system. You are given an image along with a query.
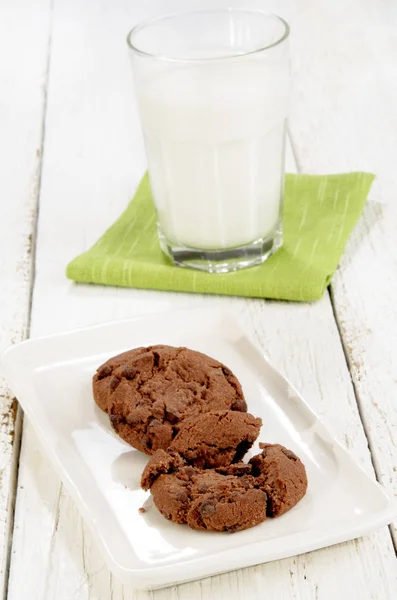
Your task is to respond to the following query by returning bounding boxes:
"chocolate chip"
[97,365,112,379]
[200,499,217,516]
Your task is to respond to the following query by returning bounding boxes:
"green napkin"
[66,172,374,301]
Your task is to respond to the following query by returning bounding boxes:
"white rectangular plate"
[2,308,396,589]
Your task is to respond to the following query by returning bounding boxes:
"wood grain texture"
[6,0,397,599]
[0,0,51,595]
[288,0,397,543]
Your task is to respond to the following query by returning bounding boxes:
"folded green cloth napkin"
[66,172,374,301]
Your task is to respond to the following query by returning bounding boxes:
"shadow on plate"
[111,450,149,490]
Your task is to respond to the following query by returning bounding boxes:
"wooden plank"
[7,0,397,599]
[288,0,397,545]
[0,0,52,595]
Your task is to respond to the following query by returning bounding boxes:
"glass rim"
[126,8,290,62]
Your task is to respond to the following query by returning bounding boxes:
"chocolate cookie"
[142,443,307,531]
[93,345,246,454]
[142,451,267,532]
[249,443,308,517]
[168,410,262,468]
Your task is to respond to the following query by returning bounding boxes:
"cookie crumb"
[138,507,146,514]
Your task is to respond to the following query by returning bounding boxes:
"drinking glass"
[127,9,290,273]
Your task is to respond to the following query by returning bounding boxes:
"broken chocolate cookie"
[142,443,307,531]
[143,456,267,532]
[249,443,308,517]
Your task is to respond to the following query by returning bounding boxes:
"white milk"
[137,61,288,250]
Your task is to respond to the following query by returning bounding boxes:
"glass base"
[158,222,283,274]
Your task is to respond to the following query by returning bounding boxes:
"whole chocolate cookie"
[141,451,267,532]
[93,345,246,454]
[249,443,308,517]
[168,410,262,468]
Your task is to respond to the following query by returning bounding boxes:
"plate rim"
[3,307,397,588]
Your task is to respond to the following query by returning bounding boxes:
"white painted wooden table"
[1,0,397,598]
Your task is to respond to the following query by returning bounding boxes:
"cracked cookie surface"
[168,410,262,468]
[93,345,246,454]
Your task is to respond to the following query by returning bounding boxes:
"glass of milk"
[127,9,290,273]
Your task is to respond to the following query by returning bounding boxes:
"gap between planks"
[289,118,397,555]
[2,1,55,599]
[329,286,397,557]
[289,125,397,556]
[2,407,22,600]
